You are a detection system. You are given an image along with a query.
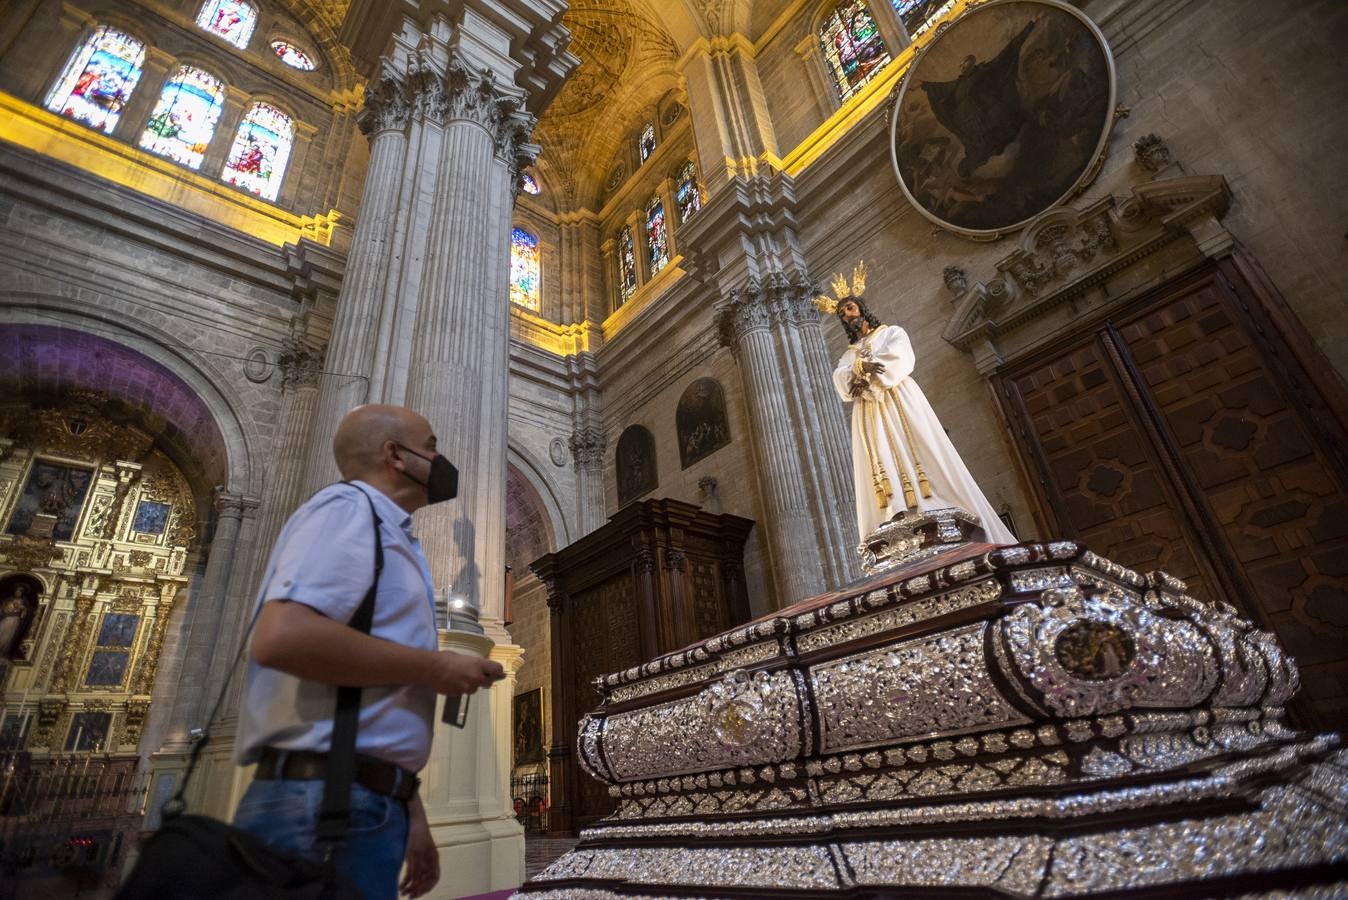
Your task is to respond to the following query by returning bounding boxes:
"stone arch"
[0,310,260,501]
[507,444,571,556]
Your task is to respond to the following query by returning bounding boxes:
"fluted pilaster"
[569,426,607,535]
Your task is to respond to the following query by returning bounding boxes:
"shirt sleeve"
[259,486,377,624]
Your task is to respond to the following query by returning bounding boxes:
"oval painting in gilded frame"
[889,0,1115,238]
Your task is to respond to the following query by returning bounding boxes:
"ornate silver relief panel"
[812,623,1028,754]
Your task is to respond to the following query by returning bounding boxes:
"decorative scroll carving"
[944,175,1234,374]
[568,427,607,471]
[132,590,177,693]
[277,334,325,390]
[51,594,96,694]
[1133,133,1172,173]
[0,536,62,572]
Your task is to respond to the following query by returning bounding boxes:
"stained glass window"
[510,227,540,312]
[819,1,891,101]
[638,124,656,163]
[271,40,316,70]
[675,160,702,224]
[617,227,637,304]
[139,66,225,169]
[221,103,294,201]
[646,197,670,276]
[196,0,257,49]
[45,26,146,134]
[521,172,540,194]
[892,0,956,39]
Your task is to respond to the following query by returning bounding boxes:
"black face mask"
[396,445,458,504]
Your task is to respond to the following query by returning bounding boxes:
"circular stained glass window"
[271,40,316,71]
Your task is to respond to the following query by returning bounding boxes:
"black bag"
[117,486,384,900]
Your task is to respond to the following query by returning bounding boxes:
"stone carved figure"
[819,264,1015,544]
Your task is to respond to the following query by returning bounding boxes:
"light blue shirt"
[235,481,439,772]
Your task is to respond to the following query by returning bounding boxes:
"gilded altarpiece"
[0,394,197,757]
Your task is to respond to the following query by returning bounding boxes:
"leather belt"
[254,747,419,802]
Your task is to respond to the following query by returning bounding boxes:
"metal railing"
[0,752,148,900]
[510,771,550,833]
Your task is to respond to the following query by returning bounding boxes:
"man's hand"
[848,375,869,398]
[860,360,886,376]
[400,795,439,898]
[423,650,504,697]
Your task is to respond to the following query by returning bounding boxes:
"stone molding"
[714,270,820,351]
[943,175,1233,375]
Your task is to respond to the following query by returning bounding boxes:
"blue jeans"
[233,777,409,900]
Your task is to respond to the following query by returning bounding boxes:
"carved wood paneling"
[532,499,755,833]
[997,265,1348,730]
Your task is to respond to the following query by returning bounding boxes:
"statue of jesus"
[820,263,1015,544]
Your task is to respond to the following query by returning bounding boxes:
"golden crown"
[813,261,867,314]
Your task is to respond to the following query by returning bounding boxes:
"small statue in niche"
[0,580,39,661]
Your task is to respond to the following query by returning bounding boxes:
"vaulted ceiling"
[283,1,807,209]
[533,0,680,210]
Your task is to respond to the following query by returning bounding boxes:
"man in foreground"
[234,404,504,899]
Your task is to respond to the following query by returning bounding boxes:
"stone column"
[157,489,256,750]
[300,57,414,489]
[715,273,856,602]
[112,47,175,144]
[568,425,607,536]
[557,210,602,324]
[420,621,527,896]
[200,86,250,175]
[600,236,617,316]
[287,7,575,892]
[678,36,780,191]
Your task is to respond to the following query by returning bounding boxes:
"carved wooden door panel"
[996,264,1348,729]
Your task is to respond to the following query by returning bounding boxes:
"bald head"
[333,404,433,480]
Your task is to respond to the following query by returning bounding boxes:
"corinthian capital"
[714,269,820,351]
[568,427,607,471]
[358,68,413,136]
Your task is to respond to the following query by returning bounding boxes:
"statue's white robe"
[832,324,1015,544]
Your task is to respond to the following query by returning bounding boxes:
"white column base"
[421,630,528,897]
[426,815,525,897]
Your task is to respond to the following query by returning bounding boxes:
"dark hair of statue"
[838,296,883,344]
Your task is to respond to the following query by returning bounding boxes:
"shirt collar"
[350,480,415,535]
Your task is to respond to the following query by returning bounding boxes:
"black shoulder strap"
[315,483,384,847]
[165,482,384,823]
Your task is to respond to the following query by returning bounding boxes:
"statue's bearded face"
[838,299,878,343]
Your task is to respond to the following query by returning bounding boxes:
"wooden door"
[996,262,1348,730]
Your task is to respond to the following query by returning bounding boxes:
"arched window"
[138,66,225,169]
[819,1,890,101]
[196,0,258,49]
[509,227,541,312]
[617,227,637,304]
[646,197,669,276]
[638,123,657,163]
[892,0,955,40]
[270,40,316,70]
[521,172,540,195]
[221,103,294,201]
[675,160,702,224]
[45,26,146,134]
